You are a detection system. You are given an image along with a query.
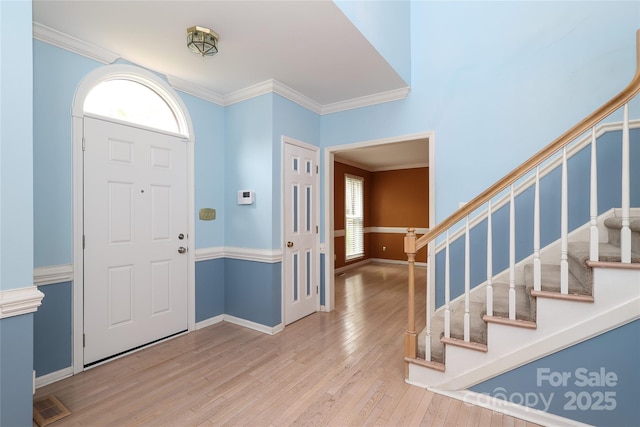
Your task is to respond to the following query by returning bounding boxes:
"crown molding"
[167,75,226,106]
[223,79,322,114]
[0,286,45,319]
[32,22,410,114]
[321,87,410,115]
[33,22,119,64]
[223,80,276,107]
[271,80,322,114]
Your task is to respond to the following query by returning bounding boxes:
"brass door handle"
[287,241,294,248]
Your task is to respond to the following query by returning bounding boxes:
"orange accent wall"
[334,162,428,268]
[370,168,429,227]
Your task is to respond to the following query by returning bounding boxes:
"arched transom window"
[84,79,181,134]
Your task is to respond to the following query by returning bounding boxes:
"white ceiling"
[334,138,429,171]
[32,0,408,107]
[32,0,425,169]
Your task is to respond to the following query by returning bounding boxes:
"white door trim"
[71,64,196,373]
[281,136,321,325]
[323,132,436,312]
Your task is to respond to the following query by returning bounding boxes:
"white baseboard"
[35,366,74,389]
[369,258,427,267]
[195,314,224,330]
[335,259,372,274]
[223,314,284,335]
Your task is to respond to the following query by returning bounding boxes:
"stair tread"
[483,282,535,322]
[432,300,486,343]
[603,216,640,232]
[568,241,640,264]
[524,263,589,296]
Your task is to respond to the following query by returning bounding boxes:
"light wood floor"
[35,263,540,426]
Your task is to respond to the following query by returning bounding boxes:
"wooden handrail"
[414,29,640,252]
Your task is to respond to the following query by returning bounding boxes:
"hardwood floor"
[35,263,540,426]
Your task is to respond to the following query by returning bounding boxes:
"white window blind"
[345,174,364,260]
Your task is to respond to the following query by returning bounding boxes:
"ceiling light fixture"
[187,26,219,57]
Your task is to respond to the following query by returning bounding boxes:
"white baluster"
[590,127,599,262]
[444,231,451,339]
[533,167,541,292]
[464,217,470,342]
[486,201,493,317]
[509,185,516,320]
[424,243,432,361]
[621,103,631,263]
[561,147,569,294]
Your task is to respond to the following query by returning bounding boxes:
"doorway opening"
[323,132,435,312]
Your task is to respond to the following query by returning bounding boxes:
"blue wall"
[225,259,282,327]
[1,1,37,425]
[0,315,35,426]
[33,41,101,267]
[184,92,226,249]
[322,1,640,223]
[34,282,73,377]
[225,95,275,249]
[195,259,225,323]
[471,320,640,426]
[435,128,640,307]
[1,1,33,289]
[334,0,411,85]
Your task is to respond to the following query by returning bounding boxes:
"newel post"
[404,228,417,375]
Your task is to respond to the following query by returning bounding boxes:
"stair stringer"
[407,266,640,391]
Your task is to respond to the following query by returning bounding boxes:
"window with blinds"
[345,174,364,260]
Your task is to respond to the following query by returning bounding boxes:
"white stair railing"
[533,167,542,291]
[561,147,569,294]
[464,217,471,341]
[444,231,451,339]
[621,104,631,263]
[486,201,494,316]
[590,127,599,262]
[509,185,516,319]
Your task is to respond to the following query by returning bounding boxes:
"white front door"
[283,139,319,324]
[83,116,188,365]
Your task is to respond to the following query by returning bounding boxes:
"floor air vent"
[33,395,71,427]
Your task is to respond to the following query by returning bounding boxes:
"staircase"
[411,209,640,391]
[402,29,640,425]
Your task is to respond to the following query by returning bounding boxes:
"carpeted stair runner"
[419,214,640,365]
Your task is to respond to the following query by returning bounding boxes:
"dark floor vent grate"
[33,395,71,427]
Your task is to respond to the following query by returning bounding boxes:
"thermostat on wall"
[237,190,254,205]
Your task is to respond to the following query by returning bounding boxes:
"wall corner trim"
[0,286,45,319]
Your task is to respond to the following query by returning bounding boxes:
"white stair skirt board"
[422,389,593,427]
[408,267,640,391]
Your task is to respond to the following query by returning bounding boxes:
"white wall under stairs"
[407,265,639,391]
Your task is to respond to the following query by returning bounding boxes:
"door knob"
[178,233,185,240]
[178,246,187,254]
[287,241,294,248]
